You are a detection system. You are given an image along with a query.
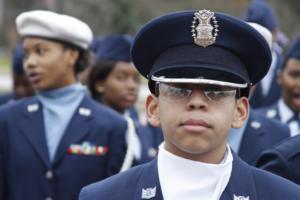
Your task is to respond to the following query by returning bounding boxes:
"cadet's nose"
[186,88,209,110]
[24,54,38,70]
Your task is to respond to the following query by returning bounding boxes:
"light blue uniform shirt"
[228,114,249,153]
[37,83,86,161]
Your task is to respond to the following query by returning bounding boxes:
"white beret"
[16,10,93,50]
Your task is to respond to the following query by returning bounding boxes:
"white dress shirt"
[278,99,299,136]
[157,143,233,200]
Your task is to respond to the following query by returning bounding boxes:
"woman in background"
[0,11,127,200]
[88,34,159,166]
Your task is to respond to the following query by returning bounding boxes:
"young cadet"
[88,34,158,166]
[0,10,127,200]
[79,9,300,200]
[258,35,300,137]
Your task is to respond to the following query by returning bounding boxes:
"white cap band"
[151,75,249,88]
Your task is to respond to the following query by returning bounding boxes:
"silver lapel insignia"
[27,104,39,112]
[79,107,91,116]
[266,109,276,119]
[233,194,250,200]
[250,121,261,129]
[141,186,156,199]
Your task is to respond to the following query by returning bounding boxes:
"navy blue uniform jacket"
[238,109,289,165]
[0,92,15,106]
[257,102,280,121]
[256,134,300,185]
[133,124,160,165]
[80,153,300,200]
[0,95,127,200]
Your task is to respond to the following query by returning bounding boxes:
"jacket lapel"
[221,152,257,200]
[18,98,50,167]
[52,96,93,165]
[135,158,164,200]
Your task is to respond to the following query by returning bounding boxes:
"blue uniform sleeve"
[256,149,295,182]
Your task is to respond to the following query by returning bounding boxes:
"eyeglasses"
[156,82,238,104]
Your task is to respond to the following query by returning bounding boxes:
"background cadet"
[0,44,34,105]
[227,23,290,166]
[0,10,127,200]
[244,0,283,109]
[80,9,300,200]
[88,34,158,166]
[258,35,300,137]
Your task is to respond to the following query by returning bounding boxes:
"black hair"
[61,42,92,75]
[88,59,117,100]
[239,87,250,98]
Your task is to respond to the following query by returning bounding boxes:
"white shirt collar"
[157,143,232,200]
[278,98,294,123]
[278,98,300,137]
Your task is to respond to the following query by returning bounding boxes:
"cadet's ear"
[66,48,79,67]
[95,80,105,93]
[146,94,161,127]
[231,97,249,128]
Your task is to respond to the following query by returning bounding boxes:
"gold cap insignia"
[191,9,219,47]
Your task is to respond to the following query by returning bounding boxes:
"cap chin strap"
[151,75,249,88]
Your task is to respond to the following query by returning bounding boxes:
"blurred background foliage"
[1,0,300,46]
[0,0,299,70]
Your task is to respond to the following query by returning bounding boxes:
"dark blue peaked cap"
[244,0,278,32]
[12,44,24,75]
[131,10,272,94]
[96,34,133,62]
[90,37,103,53]
[286,35,300,60]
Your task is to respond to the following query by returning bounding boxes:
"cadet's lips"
[292,93,300,106]
[181,119,211,132]
[27,72,42,84]
[124,93,137,103]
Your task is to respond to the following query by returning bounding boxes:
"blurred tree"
[271,0,300,40]
[0,0,299,48]
[110,0,137,34]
